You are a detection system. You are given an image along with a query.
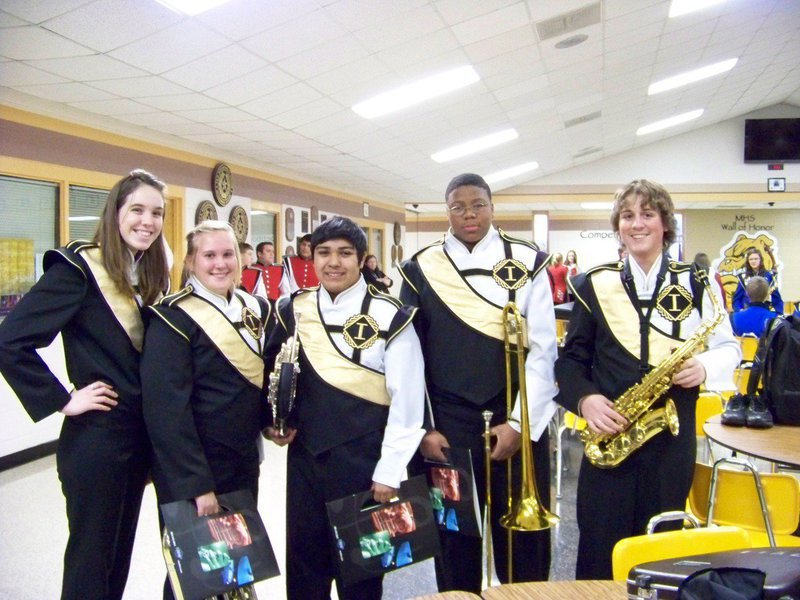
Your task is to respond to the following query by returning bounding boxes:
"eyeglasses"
[446,201,490,217]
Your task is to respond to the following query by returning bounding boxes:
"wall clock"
[228,205,249,242]
[195,200,218,224]
[212,163,233,206]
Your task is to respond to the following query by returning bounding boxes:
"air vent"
[564,111,601,128]
[535,3,601,42]
[573,146,602,159]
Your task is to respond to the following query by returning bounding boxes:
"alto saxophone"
[581,272,725,468]
[267,312,301,436]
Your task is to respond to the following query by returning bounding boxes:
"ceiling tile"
[67,97,156,115]
[0,0,92,24]
[267,97,345,129]
[0,61,67,86]
[42,0,180,53]
[204,66,298,106]
[238,82,323,119]
[350,4,447,52]
[197,0,319,41]
[13,81,114,102]
[89,75,191,97]
[28,54,148,81]
[275,36,369,80]
[0,26,93,60]
[161,45,268,91]
[108,20,230,74]
[136,93,226,112]
[450,3,530,46]
[0,10,29,27]
[241,9,348,63]
[174,106,256,123]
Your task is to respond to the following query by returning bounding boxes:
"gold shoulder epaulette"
[367,284,403,308]
[585,260,623,275]
[498,228,540,251]
[65,239,97,254]
[410,236,445,259]
[668,259,693,273]
[160,284,193,307]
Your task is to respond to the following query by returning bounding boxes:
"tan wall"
[684,209,800,303]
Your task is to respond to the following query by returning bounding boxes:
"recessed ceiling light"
[580,202,614,210]
[555,34,588,49]
[484,162,539,184]
[636,109,704,136]
[431,129,518,163]
[669,0,727,18]
[649,58,737,95]
[155,0,234,15]
[352,66,480,119]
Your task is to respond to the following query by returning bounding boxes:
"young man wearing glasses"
[399,173,558,592]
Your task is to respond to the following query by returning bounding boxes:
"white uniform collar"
[188,274,237,311]
[629,253,664,296]
[318,275,367,306]
[444,225,498,254]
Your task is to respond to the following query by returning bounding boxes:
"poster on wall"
[712,231,781,310]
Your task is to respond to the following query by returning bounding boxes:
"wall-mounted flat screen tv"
[744,118,800,163]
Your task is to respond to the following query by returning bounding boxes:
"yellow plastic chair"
[612,519,751,581]
[737,335,759,363]
[696,391,725,463]
[554,409,587,499]
[688,459,800,548]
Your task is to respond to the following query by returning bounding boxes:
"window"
[0,176,59,321]
[250,210,276,247]
[69,185,106,240]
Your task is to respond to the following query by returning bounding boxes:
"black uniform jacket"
[0,241,146,428]
[141,286,270,503]
[264,286,414,456]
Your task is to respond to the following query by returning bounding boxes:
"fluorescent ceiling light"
[636,109,703,136]
[649,59,737,95]
[68,216,100,221]
[484,162,539,184]
[155,0,234,15]
[580,202,614,210]
[352,66,480,119]
[431,129,518,163]
[669,0,726,18]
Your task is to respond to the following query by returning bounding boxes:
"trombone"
[484,302,559,584]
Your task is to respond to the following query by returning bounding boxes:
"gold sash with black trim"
[416,243,528,347]
[590,268,681,365]
[81,247,145,352]
[293,291,391,406]
[175,295,264,388]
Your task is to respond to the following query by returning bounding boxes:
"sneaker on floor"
[721,394,747,427]
[745,394,774,429]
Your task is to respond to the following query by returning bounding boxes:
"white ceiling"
[1,0,799,211]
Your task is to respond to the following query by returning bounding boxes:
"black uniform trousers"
[57,418,149,600]
[420,398,551,593]
[575,421,696,580]
[286,431,385,600]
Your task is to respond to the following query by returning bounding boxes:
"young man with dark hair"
[264,216,425,600]
[399,173,558,592]
[280,233,318,295]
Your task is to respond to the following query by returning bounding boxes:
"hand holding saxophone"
[671,357,706,388]
[580,394,627,435]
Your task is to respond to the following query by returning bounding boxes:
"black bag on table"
[748,314,800,425]
[161,489,279,600]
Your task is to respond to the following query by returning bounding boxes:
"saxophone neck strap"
[621,255,669,374]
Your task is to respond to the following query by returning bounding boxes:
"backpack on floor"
[747,314,800,425]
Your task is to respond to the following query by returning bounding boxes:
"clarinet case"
[626,547,800,599]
